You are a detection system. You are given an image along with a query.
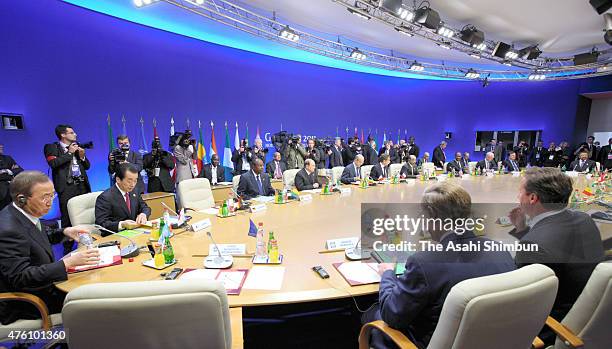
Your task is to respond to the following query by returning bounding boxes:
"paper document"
[180,269,220,281]
[199,207,220,215]
[251,196,274,203]
[243,266,285,290]
[217,181,233,186]
[336,262,380,285]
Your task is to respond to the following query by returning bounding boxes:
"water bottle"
[78,232,94,249]
[255,222,267,257]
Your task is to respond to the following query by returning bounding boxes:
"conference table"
[55,174,611,347]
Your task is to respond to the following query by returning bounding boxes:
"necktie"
[35,220,42,232]
[580,161,584,169]
[211,167,217,184]
[356,165,361,178]
[256,175,263,195]
[382,166,386,178]
[125,192,131,214]
[512,161,518,171]
[274,161,282,178]
[486,161,489,170]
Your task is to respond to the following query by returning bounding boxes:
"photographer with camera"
[173,129,198,183]
[0,144,23,210]
[327,137,344,168]
[283,135,307,170]
[232,138,254,176]
[378,140,399,164]
[305,138,325,170]
[108,135,144,194]
[573,135,598,162]
[252,138,268,164]
[143,136,175,193]
[343,136,362,165]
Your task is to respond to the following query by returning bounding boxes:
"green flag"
[107,114,116,151]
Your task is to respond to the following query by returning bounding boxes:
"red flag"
[361,129,365,144]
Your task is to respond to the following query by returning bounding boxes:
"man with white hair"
[400,155,419,177]
[476,152,498,172]
[341,154,364,184]
[417,152,430,166]
[432,141,447,169]
[294,159,320,191]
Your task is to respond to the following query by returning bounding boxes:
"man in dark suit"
[529,140,546,167]
[231,139,254,176]
[0,171,99,325]
[341,154,364,184]
[95,164,151,235]
[432,141,447,169]
[0,144,23,210]
[406,136,420,158]
[574,136,598,162]
[508,167,604,324]
[364,138,378,166]
[43,124,91,230]
[237,158,275,199]
[417,152,431,167]
[476,152,498,172]
[266,152,287,179]
[598,137,612,170]
[378,141,398,164]
[200,154,225,185]
[569,151,596,173]
[400,155,419,177]
[327,138,344,168]
[484,139,497,155]
[460,152,471,170]
[514,140,530,168]
[305,139,325,170]
[446,152,467,174]
[294,159,320,191]
[502,151,521,172]
[369,154,391,180]
[363,183,516,349]
[494,141,507,164]
[542,142,562,168]
[108,135,145,194]
[143,137,175,193]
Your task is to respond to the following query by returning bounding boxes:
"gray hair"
[304,158,315,167]
[523,168,572,210]
[421,182,472,220]
[10,171,52,201]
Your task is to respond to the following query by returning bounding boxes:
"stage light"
[438,43,451,49]
[134,0,143,7]
[492,41,512,59]
[437,25,454,38]
[347,8,372,20]
[350,48,367,60]
[394,26,414,36]
[474,43,487,50]
[279,26,300,42]
[195,0,204,4]
[528,73,546,80]
[469,54,481,59]
[502,61,512,66]
[574,51,599,65]
[459,26,485,48]
[409,61,424,71]
[604,13,612,45]
[518,45,541,60]
[398,8,415,21]
[465,69,480,79]
[589,0,612,14]
[414,7,441,30]
[505,50,519,60]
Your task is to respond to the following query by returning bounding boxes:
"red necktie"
[125,192,131,214]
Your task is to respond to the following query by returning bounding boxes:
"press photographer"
[327,137,344,168]
[0,144,23,210]
[252,138,268,164]
[232,138,254,175]
[305,138,326,170]
[143,136,175,193]
[343,137,362,165]
[173,129,198,183]
[283,134,307,169]
[108,135,144,194]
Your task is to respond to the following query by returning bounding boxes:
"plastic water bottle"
[78,232,94,249]
[255,222,267,257]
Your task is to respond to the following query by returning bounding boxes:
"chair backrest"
[422,162,435,175]
[555,262,612,349]
[283,169,300,188]
[595,161,601,172]
[62,280,231,349]
[468,161,477,173]
[232,175,241,194]
[177,178,214,210]
[331,166,345,183]
[389,163,403,177]
[428,264,558,349]
[67,191,103,227]
[360,165,373,179]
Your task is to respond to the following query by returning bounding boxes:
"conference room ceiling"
[242,0,610,64]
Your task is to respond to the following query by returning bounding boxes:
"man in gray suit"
[508,167,604,322]
[340,154,364,184]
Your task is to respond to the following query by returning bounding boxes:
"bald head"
[354,154,364,167]
[252,158,264,174]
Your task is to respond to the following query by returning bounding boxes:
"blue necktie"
[256,175,263,195]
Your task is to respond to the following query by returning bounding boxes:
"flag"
[210,121,218,156]
[397,129,400,144]
[354,127,358,137]
[197,120,207,172]
[170,116,175,136]
[223,121,234,173]
[170,117,177,182]
[383,131,387,144]
[121,114,127,136]
[255,125,262,142]
[139,116,148,154]
[375,129,379,150]
[153,117,158,138]
[245,122,250,146]
[582,187,594,196]
[248,219,257,237]
[107,114,116,152]
[361,129,365,144]
[234,122,240,150]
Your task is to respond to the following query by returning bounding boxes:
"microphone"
[345,237,371,261]
[204,231,233,269]
[89,224,141,258]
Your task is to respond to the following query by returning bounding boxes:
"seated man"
[340,154,364,184]
[476,152,498,172]
[509,167,604,322]
[416,152,430,166]
[569,151,596,173]
[266,151,287,180]
[0,171,100,325]
[95,163,151,235]
[200,154,225,185]
[362,182,516,349]
[294,159,320,191]
[400,155,419,177]
[445,152,467,174]
[370,154,391,180]
[502,151,521,172]
[237,158,275,199]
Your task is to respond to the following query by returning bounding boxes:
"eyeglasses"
[41,192,57,203]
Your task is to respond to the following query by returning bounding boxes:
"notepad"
[243,266,285,290]
[66,246,122,273]
[181,268,249,295]
[333,262,381,286]
[116,229,143,238]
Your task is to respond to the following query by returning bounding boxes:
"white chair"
[331,166,345,183]
[232,175,241,194]
[283,169,300,188]
[595,161,601,172]
[468,161,477,173]
[422,162,435,175]
[541,262,612,349]
[359,264,558,349]
[0,293,63,345]
[442,162,448,172]
[361,165,373,179]
[67,191,103,226]
[389,163,403,177]
[62,279,231,349]
[177,178,214,210]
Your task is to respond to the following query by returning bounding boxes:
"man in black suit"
[108,135,145,194]
[400,155,419,177]
[476,152,498,172]
[369,154,391,180]
[0,171,100,325]
[484,139,497,155]
[231,139,254,176]
[417,152,431,167]
[502,151,521,172]
[514,140,530,167]
[294,159,320,191]
[327,137,344,168]
[569,151,596,173]
[143,136,175,193]
[432,141,447,169]
[406,136,420,158]
[446,152,467,174]
[542,142,562,168]
[43,124,91,230]
[508,167,604,324]
[378,141,398,164]
[0,144,23,210]
[237,158,275,199]
[266,152,287,179]
[200,154,224,185]
[95,164,151,235]
[460,152,471,170]
[362,183,515,349]
[364,138,378,166]
[305,138,325,170]
[341,154,364,184]
[574,136,597,162]
[598,137,612,170]
[529,140,546,167]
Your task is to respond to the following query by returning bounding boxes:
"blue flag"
[248,219,257,237]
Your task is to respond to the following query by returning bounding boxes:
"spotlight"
[469,54,481,59]
[378,0,413,20]
[459,26,485,48]
[589,0,612,14]
[414,7,441,30]
[492,41,512,59]
[438,43,451,50]
[408,61,424,71]
[465,69,480,79]
[437,25,454,38]
[398,8,415,21]
[518,45,541,60]
[279,26,300,42]
[604,13,612,45]
[134,0,143,6]
[574,51,600,65]
[474,43,487,50]
[505,51,519,60]
[350,48,367,60]
[347,8,372,20]
[528,73,546,80]
[394,26,414,37]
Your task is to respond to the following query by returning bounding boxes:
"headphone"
[17,194,27,207]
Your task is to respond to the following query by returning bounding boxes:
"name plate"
[209,244,246,256]
[586,174,592,179]
[326,237,358,250]
[299,194,313,202]
[191,218,212,232]
[511,171,521,177]
[461,174,471,180]
[339,187,352,195]
[565,171,579,177]
[250,203,268,213]
[436,175,447,182]
[405,179,416,185]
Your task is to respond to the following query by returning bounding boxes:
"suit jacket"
[237,170,275,199]
[476,159,498,171]
[598,144,612,170]
[484,144,497,155]
[266,160,287,179]
[569,159,596,172]
[200,164,225,185]
[143,150,175,193]
[378,147,398,163]
[529,147,547,166]
[445,159,466,173]
[173,145,197,183]
[108,150,145,194]
[502,159,520,172]
[576,143,598,161]
[340,163,361,184]
[328,145,344,168]
[231,149,255,175]
[406,144,420,158]
[542,149,562,168]
[399,163,419,177]
[0,155,23,209]
[432,146,446,169]
[95,185,151,235]
[369,163,389,180]
[43,142,91,194]
[294,168,319,191]
[0,205,68,325]
[377,232,516,348]
[513,210,604,319]
[494,145,506,163]
[460,158,470,171]
[364,145,378,166]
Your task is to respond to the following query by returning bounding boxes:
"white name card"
[405,179,416,185]
[565,171,579,177]
[191,218,212,232]
[339,187,352,195]
[512,171,521,177]
[461,174,471,180]
[250,203,268,213]
[299,194,313,202]
[326,237,359,250]
[586,174,592,179]
[209,244,246,256]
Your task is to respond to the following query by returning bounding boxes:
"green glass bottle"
[162,234,174,264]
